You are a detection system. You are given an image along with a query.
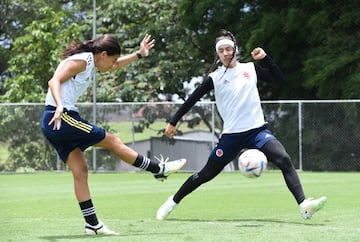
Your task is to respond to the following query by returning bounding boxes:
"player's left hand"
[138,34,155,57]
[251,47,267,60]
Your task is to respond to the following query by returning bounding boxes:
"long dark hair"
[60,34,121,59]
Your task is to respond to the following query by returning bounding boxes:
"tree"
[0,105,56,171]
[177,0,360,100]
[2,0,360,101]
[0,5,88,170]
[93,0,200,102]
[0,0,79,96]
[1,0,360,171]
[302,1,360,98]
[2,7,86,102]
[92,0,214,134]
[244,0,360,99]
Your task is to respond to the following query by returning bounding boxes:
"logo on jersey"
[87,55,93,66]
[215,149,224,157]
[265,133,273,139]
[242,71,250,79]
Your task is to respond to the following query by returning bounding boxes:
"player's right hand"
[48,106,63,130]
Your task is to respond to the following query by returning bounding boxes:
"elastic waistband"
[45,105,56,111]
[45,105,77,114]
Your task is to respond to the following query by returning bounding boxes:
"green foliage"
[303,1,360,98]
[1,0,359,172]
[302,102,360,171]
[2,7,85,102]
[177,0,259,77]
[0,1,91,170]
[2,0,359,101]
[0,105,56,171]
[93,0,198,102]
[0,0,84,96]
[245,0,360,99]
[262,103,300,168]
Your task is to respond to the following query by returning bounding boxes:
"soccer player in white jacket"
[157,29,326,221]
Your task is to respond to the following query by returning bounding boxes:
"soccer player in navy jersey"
[156,29,326,221]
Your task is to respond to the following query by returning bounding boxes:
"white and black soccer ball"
[238,149,268,178]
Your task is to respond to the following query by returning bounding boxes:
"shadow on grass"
[39,234,119,241]
[167,218,326,226]
[38,218,325,240]
[39,232,185,241]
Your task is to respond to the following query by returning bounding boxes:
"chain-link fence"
[1,100,360,172]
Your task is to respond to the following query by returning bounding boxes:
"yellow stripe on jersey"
[61,113,93,133]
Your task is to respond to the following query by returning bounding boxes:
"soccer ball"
[238,149,268,178]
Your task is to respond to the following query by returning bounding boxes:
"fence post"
[131,103,135,148]
[298,101,303,171]
[92,0,97,172]
[211,102,215,149]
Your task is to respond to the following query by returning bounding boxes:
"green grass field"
[1,171,359,242]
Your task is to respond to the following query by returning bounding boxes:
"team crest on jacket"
[216,149,223,157]
[242,71,250,79]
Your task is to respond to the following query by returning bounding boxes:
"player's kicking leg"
[153,155,187,181]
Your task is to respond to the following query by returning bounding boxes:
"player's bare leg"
[67,148,119,235]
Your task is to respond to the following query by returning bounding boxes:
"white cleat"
[153,155,186,181]
[300,196,327,219]
[84,221,119,235]
[156,195,177,220]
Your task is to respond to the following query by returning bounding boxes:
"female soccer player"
[41,34,186,235]
[156,30,326,221]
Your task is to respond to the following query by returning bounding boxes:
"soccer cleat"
[156,195,177,220]
[300,196,327,219]
[153,155,186,181]
[84,221,119,235]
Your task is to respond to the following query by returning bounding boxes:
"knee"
[103,133,125,150]
[272,152,293,170]
[67,149,88,181]
[72,164,88,181]
[194,169,217,184]
[107,133,124,145]
[190,172,208,185]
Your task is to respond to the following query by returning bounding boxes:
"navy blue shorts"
[209,126,276,164]
[41,106,106,162]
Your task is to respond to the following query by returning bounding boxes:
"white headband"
[215,39,235,52]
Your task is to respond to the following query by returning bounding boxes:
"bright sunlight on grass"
[1,171,359,241]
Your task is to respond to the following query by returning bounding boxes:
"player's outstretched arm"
[109,34,155,71]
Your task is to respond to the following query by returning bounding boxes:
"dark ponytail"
[60,34,121,59]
